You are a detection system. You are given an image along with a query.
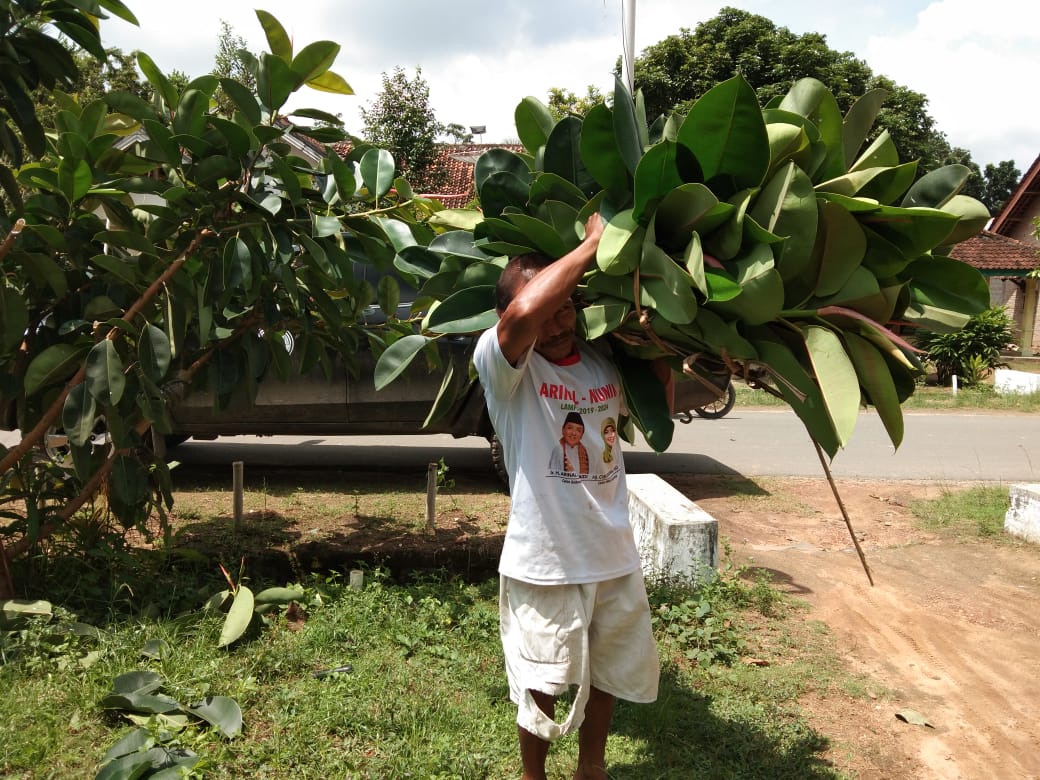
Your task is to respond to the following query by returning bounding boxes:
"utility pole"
[623,0,636,93]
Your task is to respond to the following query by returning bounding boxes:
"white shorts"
[499,570,660,741]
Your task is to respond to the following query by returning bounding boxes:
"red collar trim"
[551,350,581,366]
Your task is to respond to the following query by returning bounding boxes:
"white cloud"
[98,0,1038,175]
[865,0,1040,172]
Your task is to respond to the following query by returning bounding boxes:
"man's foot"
[573,763,608,780]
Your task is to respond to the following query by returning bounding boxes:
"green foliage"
[915,306,1015,385]
[910,485,1010,538]
[546,84,606,120]
[0,7,444,580]
[624,8,1018,201]
[361,66,447,191]
[0,0,138,177]
[383,76,989,458]
[96,671,243,778]
[211,20,258,117]
[2,565,849,778]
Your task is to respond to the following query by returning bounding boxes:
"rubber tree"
[0,10,441,586]
[377,77,990,458]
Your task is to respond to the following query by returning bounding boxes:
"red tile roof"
[329,141,523,209]
[990,154,1040,239]
[950,230,1039,273]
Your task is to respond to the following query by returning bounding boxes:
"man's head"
[561,411,585,446]
[496,253,580,362]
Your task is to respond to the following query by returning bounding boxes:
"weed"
[910,485,1010,539]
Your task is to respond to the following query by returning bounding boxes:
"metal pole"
[232,461,244,530]
[623,0,637,93]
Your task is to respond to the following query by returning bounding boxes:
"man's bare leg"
[574,686,614,780]
[519,690,555,780]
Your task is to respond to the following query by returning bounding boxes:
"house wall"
[991,277,1040,354]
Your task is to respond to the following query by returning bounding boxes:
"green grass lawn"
[2,554,857,779]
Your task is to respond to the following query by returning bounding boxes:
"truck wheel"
[490,435,509,490]
[693,383,736,419]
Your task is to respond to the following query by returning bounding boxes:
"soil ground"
[168,472,1040,780]
[675,475,1040,780]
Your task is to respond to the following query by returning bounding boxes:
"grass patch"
[909,484,1011,539]
[735,382,1040,413]
[2,560,861,778]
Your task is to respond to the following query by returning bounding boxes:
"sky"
[99,0,1039,176]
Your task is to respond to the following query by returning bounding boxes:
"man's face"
[535,300,578,361]
[562,421,584,446]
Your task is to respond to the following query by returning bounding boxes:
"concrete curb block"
[1005,483,1040,544]
[628,473,718,584]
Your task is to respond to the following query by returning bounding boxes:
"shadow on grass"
[609,665,837,779]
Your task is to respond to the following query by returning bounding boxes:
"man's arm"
[496,214,603,365]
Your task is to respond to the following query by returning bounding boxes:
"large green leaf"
[57,156,92,204]
[579,103,631,193]
[612,348,673,452]
[424,286,498,334]
[184,696,243,739]
[900,255,990,332]
[218,586,255,648]
[503,212,567,257]
[938,195,990,246]
[632,140,683,225]
[85,340,126,406]
[901,164,970,208]
[0,286,28,352]
[306,69,353,95]
[859,204,958,259]
[514,97,556,155]
[135,52,178,110]
[612,76,644,176]
[479,171,530,219]
[842,88,888,169]
[543,116,597,196]
[580,303,631,340]
[290,41,339,84]
[374,336,428,391]
[257,52,297,114]
[61,384,97,448]
[474,148,531,195]
[749,162,817,282]
[753,336,840,458]
[812,200,867,296]
[678,75,769,194]
[801,324,860,448]
[707,244,784,325]
[529,172,589,210]
[596,210,644,276]
[843,331,903,449]
[778,78,844,182]
[638,243,698,324]
[24,343,86,397]
[359,148,395,200]
[848,129,900,173]
[255,9,293,60]
[111,455,149,506]
[652,183,732,253]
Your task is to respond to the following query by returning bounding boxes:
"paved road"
[37,409,1033,483]
[4,409,1037,483]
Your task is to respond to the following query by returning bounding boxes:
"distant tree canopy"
[360,66,468,191]
[551,6,1021,215]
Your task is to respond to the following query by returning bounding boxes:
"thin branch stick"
[0,230,210,477]
[0,218,25,263]
[811,437,875,586]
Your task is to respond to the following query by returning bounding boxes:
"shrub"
[915,306,1015,386]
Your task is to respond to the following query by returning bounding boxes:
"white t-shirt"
[474,325,641,585]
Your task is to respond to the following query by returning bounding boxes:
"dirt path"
[669,476,1040,780]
